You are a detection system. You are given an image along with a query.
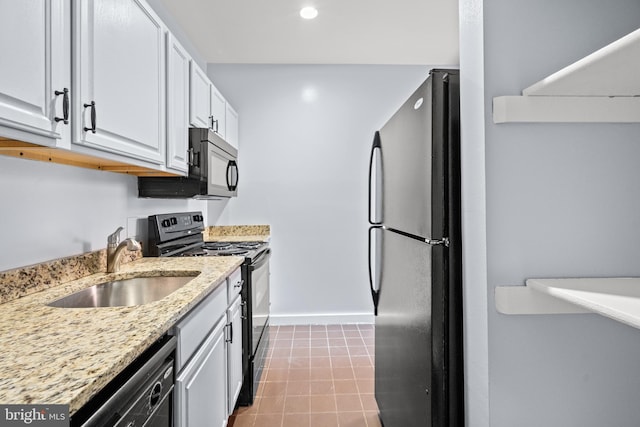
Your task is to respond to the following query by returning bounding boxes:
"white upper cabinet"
[72,0,166,164]
[210,84,226,139]
[225,103,239,149]
[189,64,239,148]
[189,62,211,129]
[0,0,70,147]
[166,33,190,173]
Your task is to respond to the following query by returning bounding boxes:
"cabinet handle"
[193,151,200,168]
[83,101,97,134]
[209,116,219,133]
[225,322,233,343]
[187,147,194,166]
[54,88,69,124]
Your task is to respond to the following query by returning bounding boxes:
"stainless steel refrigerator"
[367,69,463,427]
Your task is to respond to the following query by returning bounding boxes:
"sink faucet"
[107,227,142,273]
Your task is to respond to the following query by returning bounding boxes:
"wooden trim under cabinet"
[0,138,179,176]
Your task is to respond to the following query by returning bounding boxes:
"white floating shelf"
[493,96,640,123]
[493,28,640,123]
[496,278,640,330]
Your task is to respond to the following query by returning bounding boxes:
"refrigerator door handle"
[426,237,449,247]
[368,132,382,225]
[368,225,383,315]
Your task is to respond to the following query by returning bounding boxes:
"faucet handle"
[108,226,124,245]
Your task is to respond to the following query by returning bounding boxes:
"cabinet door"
[176,317,228,427]
[189,62,211,128]
[225,103,239,149]
[227,295,243,415]
[210,84,226,138]
[0,0,70,147]
[166,33,189,173]
[73,0,165,164]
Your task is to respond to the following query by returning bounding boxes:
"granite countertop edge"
[0,255,244,415]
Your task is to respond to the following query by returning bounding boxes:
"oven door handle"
[249,248,271,271]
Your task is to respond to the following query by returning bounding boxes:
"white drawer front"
[174,283,227,371]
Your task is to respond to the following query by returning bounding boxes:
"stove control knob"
[161,219,171,228]
[170,217,177,225]
[193,214,203,222]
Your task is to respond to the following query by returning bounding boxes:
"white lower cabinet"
[176,316,228,427]
[173,269,246,427]
[226,294,243,415]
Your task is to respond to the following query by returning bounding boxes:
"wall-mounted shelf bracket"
[495,284,589,314]
[496,278,640,331]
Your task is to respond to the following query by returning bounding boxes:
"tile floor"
[229,324,380,427]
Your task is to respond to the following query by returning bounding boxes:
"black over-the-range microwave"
[138,128,239,199]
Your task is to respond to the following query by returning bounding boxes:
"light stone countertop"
[203,225,270,243]
[0,255,244,415]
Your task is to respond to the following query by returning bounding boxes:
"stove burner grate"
[235,242,262,249]
[202,242,233,251]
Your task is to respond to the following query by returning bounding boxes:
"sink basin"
[47,276,195,308]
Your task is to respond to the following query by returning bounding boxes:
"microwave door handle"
[232,161,239,190]
[227,160,238,191]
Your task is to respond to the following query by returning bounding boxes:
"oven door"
[250,249,270,354]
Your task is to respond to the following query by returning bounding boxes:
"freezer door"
[378,77,433,238]
[375,228,433,427]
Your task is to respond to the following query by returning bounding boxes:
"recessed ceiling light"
[300,6,318,20]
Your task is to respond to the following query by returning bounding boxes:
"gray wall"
[207,64,431,324]
[0,155,220,271]
[145,0,207,68]
[484,1,640,425]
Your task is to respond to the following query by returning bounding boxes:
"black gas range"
[145,212,268,258]
[146,211,270,407]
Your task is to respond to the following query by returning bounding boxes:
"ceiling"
[156,0,460,65]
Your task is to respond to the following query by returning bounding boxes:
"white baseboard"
[269,312,374,326]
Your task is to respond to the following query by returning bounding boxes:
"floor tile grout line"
[234,324,378,427]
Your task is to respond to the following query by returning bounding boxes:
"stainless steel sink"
[47,276,195,308]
